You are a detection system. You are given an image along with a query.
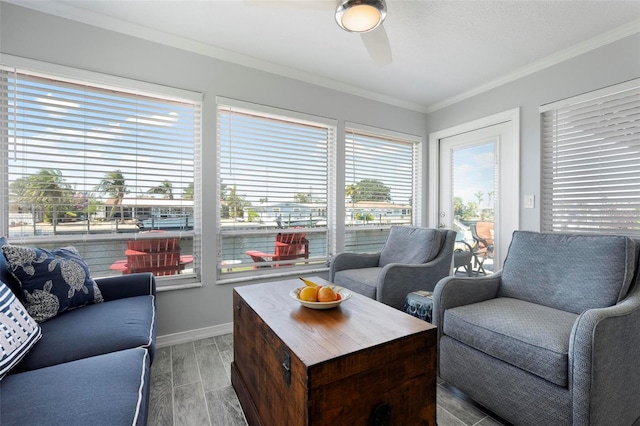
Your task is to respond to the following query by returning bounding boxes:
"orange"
[317,286,337,302]
[299,286,318,302]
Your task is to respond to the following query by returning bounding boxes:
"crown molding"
[426,18,640,113]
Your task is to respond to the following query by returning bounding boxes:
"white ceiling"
[10,0,640,112]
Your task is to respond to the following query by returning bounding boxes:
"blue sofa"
[0,240,157,426]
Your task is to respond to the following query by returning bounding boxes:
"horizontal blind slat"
[541,81,640,236]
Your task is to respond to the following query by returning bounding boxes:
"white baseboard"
[156,322,233,348]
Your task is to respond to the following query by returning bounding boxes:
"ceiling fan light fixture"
[335,0,386,33]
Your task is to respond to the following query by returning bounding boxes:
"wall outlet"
[524,195,535,209]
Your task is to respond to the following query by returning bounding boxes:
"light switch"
[524,195,535,209]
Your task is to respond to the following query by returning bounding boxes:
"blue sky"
[452,143,496,207]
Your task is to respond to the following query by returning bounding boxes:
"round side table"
[404,291,434,323]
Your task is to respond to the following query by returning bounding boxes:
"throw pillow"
[0,279,42,379]
[1,245,104,323]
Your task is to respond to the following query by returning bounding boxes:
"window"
[216,98,335,278]
[0,57,202,288]
[541,79,640,237]
[344,124,420,252]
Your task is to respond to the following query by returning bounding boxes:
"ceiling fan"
[334,0,392,65]
[247,0,392,66]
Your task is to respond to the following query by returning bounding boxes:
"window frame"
[215,97,337,283]
[0,55,203,290]
[540,78,640,237]
[343,122,422,253]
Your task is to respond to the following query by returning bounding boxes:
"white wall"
[0,3,429,337]
[426,33,640,232]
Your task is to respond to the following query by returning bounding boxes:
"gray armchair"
[433,231,640,426]
[329,226,456,310]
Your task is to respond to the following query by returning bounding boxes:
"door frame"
[428,108,520,270]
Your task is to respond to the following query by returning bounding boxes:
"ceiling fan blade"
[360,25,392,66]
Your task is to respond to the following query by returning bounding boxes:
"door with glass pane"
[438,122,511,274]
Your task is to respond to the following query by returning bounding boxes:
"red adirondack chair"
[245,232,309,268]
[110,234,193,276]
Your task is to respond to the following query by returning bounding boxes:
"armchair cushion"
[379,227,444,267]
[499,231,636,314]
[333,267,380,299]
[443,297,578,387]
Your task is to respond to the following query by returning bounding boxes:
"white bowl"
[289,285,352,309]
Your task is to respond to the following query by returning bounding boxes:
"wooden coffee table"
[231,277,437,425]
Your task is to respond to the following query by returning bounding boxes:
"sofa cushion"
[499,231,636,314]
[443,297,578,387]
[1,245,104,323]
[379,227,443,267]
[0,280,41,380]
[10,295,155,373]
[334,268,379,299]
[1,348,150,426]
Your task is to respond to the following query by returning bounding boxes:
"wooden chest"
[231,277,437,426]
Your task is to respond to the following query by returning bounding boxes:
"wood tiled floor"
[148,333,507,426]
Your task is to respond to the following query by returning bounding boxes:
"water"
[7,227,390,279]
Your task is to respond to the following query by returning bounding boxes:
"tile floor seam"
[470,415,490,426]
[216,337,232,382]
[193,341,214,426]
[172,380,204,389]
[439,405,469,426]
[170,345,176,426]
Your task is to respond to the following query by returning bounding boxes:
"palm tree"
[183,182,194,200]
[95,170,129,220]
[345,183,357,203]
[148,179,174,199]
[346,179,391,203]
[294,192,310,203]
[225,185,248,219]
[18,169,71,224]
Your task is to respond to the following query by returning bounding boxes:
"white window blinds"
[541,79,640,237]
[216,100,335,275]
[344,125,419,252]
[0,62,202,284]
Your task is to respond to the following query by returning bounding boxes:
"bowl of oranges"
[290,277,352,309]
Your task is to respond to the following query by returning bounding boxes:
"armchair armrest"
[329,252,380,281]
[432,273,502,339]
[94,272,156,302]
[570,283,640,425]
[373,261,444,310]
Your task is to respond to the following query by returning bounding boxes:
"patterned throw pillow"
[1,245,104,323]
[0,280,42,379]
